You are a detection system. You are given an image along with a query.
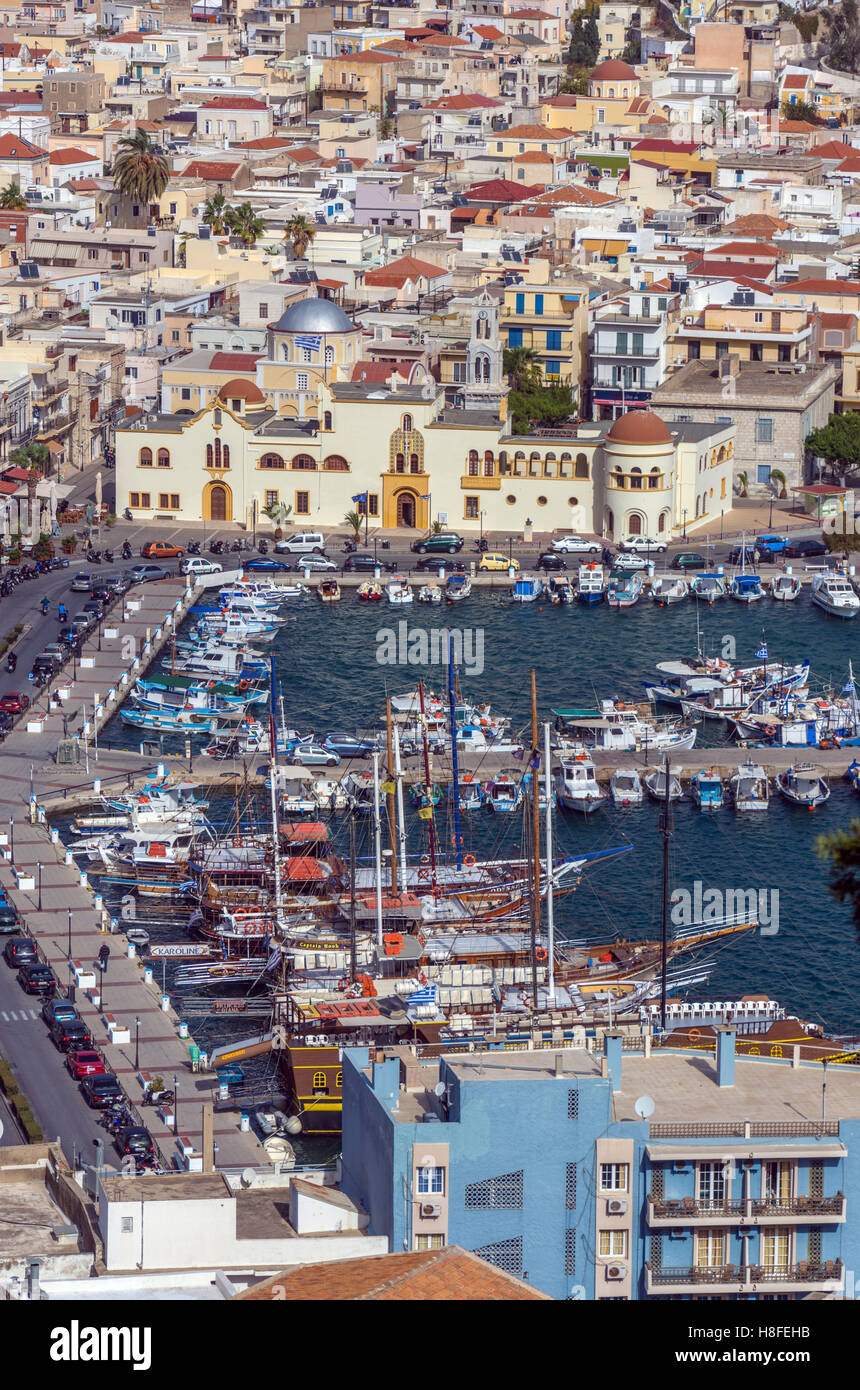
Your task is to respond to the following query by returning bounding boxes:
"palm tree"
[112,129,169,208]
[202,193,230,235]
[225,202,266,247]
[0,182,26,210]
[344,509,362,542]
[11,442,49,531]
[769,468,788,500]
[503,346,541,390]
[285,213,316,260]
[737,470,749,497]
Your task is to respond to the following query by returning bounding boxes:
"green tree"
[817,822,860,933]
[503,346,541,391]
[781,98,820,124]
[225,202,266,247]
[823,0,860,74]
[343,509,362,541]
[769,468,788,499]
[380,116,394,138]
[559,66,590,95]
[111,128,169,206]
[805,411,860,484]
[567,9,600,66]
[621,32,641,65]
[285,213,316,260]
[0,182,26,210]
[508,382,577,435]
[201,193,230,234]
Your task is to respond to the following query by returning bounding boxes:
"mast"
[660,755,672,1031]
[393,723,407,893]
[348,814,357,985]
[529,668,540,1012]
[543,719,555,1004]
[371,751,384,952]
[447,631,463,872]
[417,680,438,893]
[385,697,397,893]
[268,655,283,935]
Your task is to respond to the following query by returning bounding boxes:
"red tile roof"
[632,138,701,154]
[365,254,448,288]
[198,96,268,111]
[709,240,780,259]
[783,278,860,295]
[423,93,502,110]
[471,23,505,37]
[0,90,41,105]
[819,311,857,328]
[238,136,294,150]
[49,147,99,165]
[782,73,810,89]
[234,1247,550,1301]
[466,177,543,202]
[283,146,322,164]
[690,259,775,281]
[0,133,45,159]
[209,352,262,372]
[352,359,413,382]
[182,159,243,179]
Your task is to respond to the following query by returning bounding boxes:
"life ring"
[238,680,249,691]
[420,854,430,864]
[535,946,548,962]
[689,1028,701,1039]
[417,867,431,881]
[764,725,776,737]
[463,853,476,867]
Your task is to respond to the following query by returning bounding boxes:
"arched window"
[222,444,230,468]
[627,513,642,535]
[630,466,642,490]
[139,447,152,467]
[292,454,317,470]
[282,343,290,362]
[213,409,221,426]
[483,451,494,477]
[395,451,405,473]
[608,86,615,97]
[475,353,490,383]
[409,453,420,473]
[312,1071,327,1090]
[323,411,332,430]
[324,344,334,367]
[401,414,413,432]
[649,467,660,489]
[206,443,213,467]
[260,452,285,470]
[468,449,479,476]
[156,448,170,468]
[575,453,589,479]
[543,451,556,478]
[324,455,348,471]
[214,437,222,468]
[658,511,666,533]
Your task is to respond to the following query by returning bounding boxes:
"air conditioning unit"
[672,1161,689,1173]
[607,1198,628,1215]
[420,1202,442,1218]
[606,1263,627,1280]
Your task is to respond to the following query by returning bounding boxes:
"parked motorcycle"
[6,653,16,672]
[257,539,268,554]
[186,539,201,555]
[342,540,358,553]
[209,540,225,555]
[123,508,133,521]
[472,538,489,552]
[103,548,114,564]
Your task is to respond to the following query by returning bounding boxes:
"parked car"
[71,572,92,592]
[71,613,94,635]
[18,962,55,996]
[286,741,340,767]
[536,552,566,572]
[343,553,396,574]
[31,653,59,678]
[322,732,379,759]
[80,1073,124,1108]
[729,543,762,566]
[90,584,112,603]
[66,1050,106,1080]
[410,532,464,555]
[42,997,78,1027]
[274,531,326,555]
[478,553,519,572]
[50,1016,91,1051]
[125,565,170,583]
[612,552,649,571]
[550,535,601,555]
[102,573,130,595]
[141,541,184,559]
[783,538,829,559]
[242,558,291,573]
[180,557,223,576]
[755,533,788,554]
[83,600,105,620]
[115,1126,155,1160]
[0,905,20,933]
[414,557,466,574]
[4,936,36,967]
[671,552,708,570]
[41,644,66,664]
[287,555,338,573]
[617,535,667,554]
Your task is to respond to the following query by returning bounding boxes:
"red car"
[0,694,29,714]
[66,1049,105,1080]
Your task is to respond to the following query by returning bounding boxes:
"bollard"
[94,894,103,911]
[127,942,136,959]
[79,872,87,889]
[64,850,73,866]
[161,993,170,1012]
[143,967,153,984]
[156,763,165,778]
[179,1021,188,1039]
[239,1114,250,1133]
[50,828,58,844]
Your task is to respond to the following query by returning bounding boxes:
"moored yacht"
[811,572,860,618]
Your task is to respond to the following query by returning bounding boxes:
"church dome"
[274,296,356,334]
[591,58,638,82]
[607,410,673,446]
[217,378,265,404]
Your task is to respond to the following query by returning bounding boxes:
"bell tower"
[463,289,504,416]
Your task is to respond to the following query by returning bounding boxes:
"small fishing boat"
[644,767,682,802]
[776,763,830,809]
[610,768,642,805]
[446,574,472,602]
[125,926,151,948]
[731,762,769,812]
[386,575,413,605]
[691,768,724,809]
[607,568,643,609]
[691,573,726,604]
[215,1063,245,1086]
[357,580,383,601]
[771,574,801,602]
[317,578,341,602]
[545,574,575,604]
[482,771,523,813]
[811,572,860,619]
[275,582,311,600]
[577,563,604,605]
[510,574,543,603]
[848,760,860,794]
[650,575,689,606]
[554,752,604,814]
[408,782,442,808]
[729,574,764,604]
[449,773,483,812]
[418,583,442,604]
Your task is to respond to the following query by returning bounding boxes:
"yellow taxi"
[478,552,520,572]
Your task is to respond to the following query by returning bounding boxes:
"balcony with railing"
[648,1193,846,1227]
[645,1259,843,1296]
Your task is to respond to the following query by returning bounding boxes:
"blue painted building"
[340,1031,858,1301]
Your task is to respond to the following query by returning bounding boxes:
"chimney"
[26,1259,40,1301]
[715,1027,736,1088]
[553,1051,564,1077]
[603,1031,623,1093]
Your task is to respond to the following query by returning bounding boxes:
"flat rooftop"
[0,1179,78,1257]
[651,358,835,404]
[616,1052,860,1124]
[101,1173,231,1203]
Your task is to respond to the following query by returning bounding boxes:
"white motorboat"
[418,584,442,604]
[606,569,643,608]
[446,574,472,602]
[650,575,689,606]
[690,573,726,603]
[610,768,643,805]
[554,699,696,754]
[545,574,575,604]
[729,574,764,604]
[511,574,543,603]
[811,572,860,619]
[277,582,312,600]
[776,763,830,809]
[731,762,769,812]
[554,752,604,814]
[386,575,413,605]
[577,564,604,604]
[771,574,801,602]
[643,767,682,802]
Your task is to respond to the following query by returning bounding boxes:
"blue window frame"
[546,329,562,350]
[545,360,561,376]
[534,293,544,315]
[515,292,525,314]
[756,464,771,483]
[508,328,523,348]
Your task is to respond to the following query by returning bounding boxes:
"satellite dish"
[433,1081,446,1098]
[634,1095,655,1119]
[240,1167,256,1188]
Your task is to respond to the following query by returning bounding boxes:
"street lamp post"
[173,1074,179,1141]
[134,1015,140,1072]
[720,509,724,541]
[682,510,687,540]
[8,817,12,863]
[67,907,72,961]
[768,493,774,529]
[36,861,42,912]
[479,510,485,546]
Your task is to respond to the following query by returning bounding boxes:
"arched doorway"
[203,481,232,522]
[626,512,643,535]
[396,491,417,527]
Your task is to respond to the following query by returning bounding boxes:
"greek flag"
[408,984,436,1006]
[420,494,431,500]
[844,680,856,694]
[755,642,768,660]
[294,333,321,352]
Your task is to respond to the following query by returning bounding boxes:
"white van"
[275,531,326,555]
